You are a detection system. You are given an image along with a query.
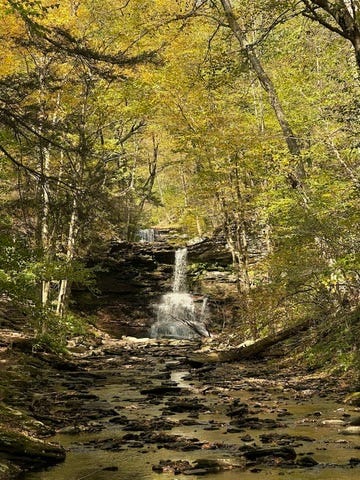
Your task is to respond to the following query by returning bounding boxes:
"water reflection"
[19,359,360,480]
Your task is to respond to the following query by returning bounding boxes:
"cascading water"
[173,248,188,293]
[150,247,210,340]
[138,228,155,243]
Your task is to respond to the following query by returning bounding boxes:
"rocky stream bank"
[1,331,359,480]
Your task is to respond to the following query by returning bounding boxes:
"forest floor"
[0,326,360,479]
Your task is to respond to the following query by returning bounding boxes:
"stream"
[20,339,359,480]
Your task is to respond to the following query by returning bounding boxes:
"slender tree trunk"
[181,170,189,208]
[232,161,251,294]
[156,177,173,223]
[219,0,305,181]
[56,196,78,316]
[196,215,203,236]
[40,149,51,313]
[136,134,158,214]
[37,55,51,319]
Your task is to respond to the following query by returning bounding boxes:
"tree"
[0,0,163,336]
[301,0,360,70]
[148,0,359,341]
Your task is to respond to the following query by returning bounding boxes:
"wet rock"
[241,434,254,442]
[128,441,145,448]
[230,416,284,430]
[321,419,346,426]
[108,415,128,424]
[140,385,183,396]
[344,392,360,407]
[0,461,21,479]
[340,426,360,435]
[226,400,249,418]
[179,418,204,426]
[260,433,315,445]
[122,433,139,441]
[227,425,244,433]
[190,458,244,473]
[31,391,118,428]
[187,236,232,264]
[296,455,319,467]
[191,364,216,374]
[123,417,175,432]
[243,446,297,461]
[180,443,203,451]
[165,398,207,413]
[277,409,293,417]
[152,459,192,474]
[152,458,243,476]
[0,403,53,438]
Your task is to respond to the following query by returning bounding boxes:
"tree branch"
[0,143,73,190]
[0,143,41,179]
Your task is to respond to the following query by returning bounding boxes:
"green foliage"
[5,0,58,19]
[302,309,360,375]
[0,0,359,370]
[32,312,89,353]
[0,228,94,301]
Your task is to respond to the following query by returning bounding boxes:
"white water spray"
[138,228,155,243]
[150,247,210,339]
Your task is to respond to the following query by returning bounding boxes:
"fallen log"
[188,318,313,364]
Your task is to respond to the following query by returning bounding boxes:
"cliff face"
[72,241,175,337]
[72,236,246,338]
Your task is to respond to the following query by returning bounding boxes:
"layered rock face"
[72,241,176,337]
[72,234,253,338]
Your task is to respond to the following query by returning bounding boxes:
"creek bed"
[19,341,360,480]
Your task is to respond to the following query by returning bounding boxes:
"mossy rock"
[0,427,65,468]
[344,392,360,407]
[0,461,21,480]
[0,403,52,437]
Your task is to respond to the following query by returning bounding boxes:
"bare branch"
[0,143,41,179]
[117,121,146,145]
[0,143,72,190]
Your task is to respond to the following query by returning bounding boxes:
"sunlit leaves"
[0,0,359,351]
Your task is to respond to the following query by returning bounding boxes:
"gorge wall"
[72,233,263,338]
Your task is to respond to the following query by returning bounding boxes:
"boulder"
[243,446,297,461]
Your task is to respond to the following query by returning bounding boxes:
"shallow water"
[21,352,360,480]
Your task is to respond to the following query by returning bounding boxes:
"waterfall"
[173,248,188,293]
[139,228,155,243]
[150,247,210,340]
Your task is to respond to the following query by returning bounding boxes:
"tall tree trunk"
[40,148,51,313]
[56,196,78,316]
[136,134,158,217]
[219,0,305,182]
[37,55,51,319]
